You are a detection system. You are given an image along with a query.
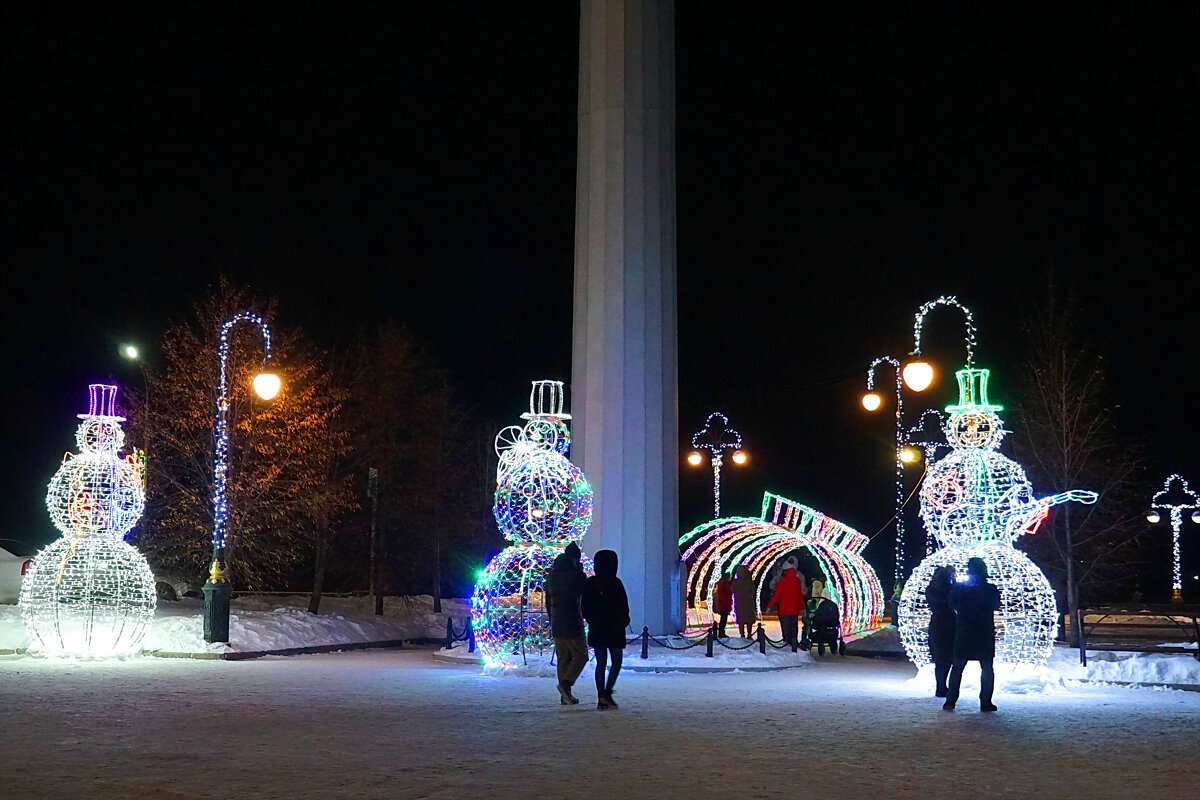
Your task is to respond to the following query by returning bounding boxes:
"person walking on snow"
[943,557,1002,712]
[767,564,805,649]
[924,565,957,698]
[712,572,733,638]
[545,541,588,705]
[732,567,758,638]
[581,549,630,710]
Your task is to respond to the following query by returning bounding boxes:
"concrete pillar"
[572,0,680,633]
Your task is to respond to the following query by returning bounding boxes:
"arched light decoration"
[1147,474,1199,602]
[20,384,156,657]
[911,295,977,370]
[473,380,594,666]
[680,492,885,635]
[899,368,1097,667]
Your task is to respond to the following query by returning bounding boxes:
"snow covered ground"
[0,595,471,655]
[0,649,1196,799]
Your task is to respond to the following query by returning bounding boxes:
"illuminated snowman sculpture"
[472,380,593,665]
[20,384,157,657]
[898,369,1097,666]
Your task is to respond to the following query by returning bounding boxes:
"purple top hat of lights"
[78,383,125,421]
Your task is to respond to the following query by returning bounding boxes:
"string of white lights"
[911,295,976,368]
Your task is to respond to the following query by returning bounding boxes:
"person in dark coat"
[545,541,587,705]
[944,557,1002,712]
[581,549,630,710]
[712,572,733,638]
[767,566,806,649]
[732,567,758,638]
[925,565,957,698]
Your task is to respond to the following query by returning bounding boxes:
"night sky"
[3,4,1197,580]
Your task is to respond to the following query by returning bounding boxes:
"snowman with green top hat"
[897,368,1097,667]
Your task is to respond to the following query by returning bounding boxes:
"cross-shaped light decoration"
[689,412,746,518]
[1147,474,1200,603]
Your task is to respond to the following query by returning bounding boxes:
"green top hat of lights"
[945,368,1003,414]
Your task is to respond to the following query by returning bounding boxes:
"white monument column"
[572,0,680,633]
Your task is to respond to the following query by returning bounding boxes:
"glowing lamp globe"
[1192,511,1200,524]
[899,446,919,464]
[861,392,882,412]
[122,345,139,360]
[731,450,748,465]
[1147,511,1161,524]
[687,451,704,466]
[902,361,935,392]
[253,372,281,400]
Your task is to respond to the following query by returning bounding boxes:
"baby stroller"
[805,596,845,655]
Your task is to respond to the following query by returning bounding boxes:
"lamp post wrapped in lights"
[1147,474,1199,604]
[203,312,281,643]
[688,412,747,518]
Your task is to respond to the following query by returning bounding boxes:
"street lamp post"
[687,412,747,518]
[862,357,913,580]
[1146,473,1200,604]
[203,312,280,643]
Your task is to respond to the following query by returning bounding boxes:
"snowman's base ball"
[472,542,592,665]
[898,544,1057,667]
[20,534,157,657]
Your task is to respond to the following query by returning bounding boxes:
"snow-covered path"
[2,651,1196,799]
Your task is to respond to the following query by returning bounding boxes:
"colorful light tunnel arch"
[679,492,885,635]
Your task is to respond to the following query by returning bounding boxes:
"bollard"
[467,619,476,653]
[445,616,455,650]
[640,626,650,659]
[706,625,714,657]
[757,623,766,654]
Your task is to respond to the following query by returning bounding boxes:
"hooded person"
[925,565,957,698]
[731,567,758,638]
[581,549,630,710]
[545,541,588,705]
[712,571,734,638]
[767,564,806,649]
[944,557,1002,712]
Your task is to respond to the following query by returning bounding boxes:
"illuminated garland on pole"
[862,357,910,581]
[204,312,279,644]
[1147,474,1199,603]
[689,412,745,518]
[472,381,594,666]
[898,368,1098,667]
[20,384,157,657]
[911,295,977,369]
[679,492,885,635]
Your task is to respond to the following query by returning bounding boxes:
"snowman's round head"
[76,418,126,455]
[946,409,1004,450]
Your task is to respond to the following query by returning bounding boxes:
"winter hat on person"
[593,549,618,577]
[967,557,988,579]
[564,541,582,563]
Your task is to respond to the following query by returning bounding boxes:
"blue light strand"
[211,313,272,561]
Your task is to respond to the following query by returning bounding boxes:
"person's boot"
[981,701,998,712]
[558,682,579,705]
[598,690,617,710]
[942,700,956,711]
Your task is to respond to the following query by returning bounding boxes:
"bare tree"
[1012,291,1149,641]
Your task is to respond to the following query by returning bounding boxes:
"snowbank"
[0,595,471,656]
[901,647,1200,694]
[1047,646,1200,686]
[479,635,815,676]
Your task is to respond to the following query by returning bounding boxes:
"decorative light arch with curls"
[679,492,885,635]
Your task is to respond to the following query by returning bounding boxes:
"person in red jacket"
[767,566,806,649]
[712,572,733,638]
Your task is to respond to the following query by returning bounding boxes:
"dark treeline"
[128,280,502,605]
